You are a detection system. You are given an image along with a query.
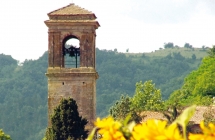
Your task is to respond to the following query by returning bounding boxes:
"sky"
[0,0,215,62]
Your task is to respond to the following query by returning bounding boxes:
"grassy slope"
[126,47,208,59]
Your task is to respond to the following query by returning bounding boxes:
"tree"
[164,42,174,49]
[192,54,196,60]
[183,56,215,97]
[173,52,184,60]
[0,129,12,140]
[0,54,17,67]
[50,98,88,140]
[109,81,164,124]
[131,80,164,112]
[207,45,215,57]
[166,53,215,107]
[175,45,180,48]
[184,43,192,49]
[109,95,141,123]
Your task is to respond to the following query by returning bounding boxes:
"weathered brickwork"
[45,3,100,130]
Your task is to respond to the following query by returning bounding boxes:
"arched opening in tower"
[63,36,80,68]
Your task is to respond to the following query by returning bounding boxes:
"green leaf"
[127,121,136,132]
[123,114,131,126]
[174,105,196,127]
[173,105,196,140]
[86,128,97,140]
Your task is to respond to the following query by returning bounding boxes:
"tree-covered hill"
[0,53,48,140]
[144,47,207,59]
[167,47,215,107]
[96,48,206,116]
[0,47,206,139]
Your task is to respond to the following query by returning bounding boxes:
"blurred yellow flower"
[92,116,215,140]
[95,117,126,140]
[132,119,183,140]
[189,121,215,140]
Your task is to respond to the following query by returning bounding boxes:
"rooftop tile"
[48,3,95,16]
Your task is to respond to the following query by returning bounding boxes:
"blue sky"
[0,0,215,62]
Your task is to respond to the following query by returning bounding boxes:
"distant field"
[125,47,208,59]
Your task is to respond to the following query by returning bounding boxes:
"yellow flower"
[189,134,214,140]
[131,119,183,140]
[189,121,215,140]
[159,123,183,140]
[95,117,126,140]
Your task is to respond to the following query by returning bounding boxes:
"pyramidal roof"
[48,3,95,17]
[45,3,100,28]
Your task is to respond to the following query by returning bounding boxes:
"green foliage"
[96,48,202,117]
[166,51,215,108]
[0,47,206,139]
[109,95,131,121]
[184,43,193,49]
[109,95,141,123]
[172,52,185,60]
[44,128,54,140]
[207,45,215,57]
[183,56,215,97]
[0,54,17,67]
[144,47,207,59]
[109,81,164,123]
[0,129,12,140]
[192,54,196,60]
[0,52,48,140]
[164,42,174,49]
[49,98,88,140]
[131,81,164,112]
[167,89,212,108]
[166,90,189,107]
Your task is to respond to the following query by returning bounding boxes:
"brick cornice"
[46,67,99,79]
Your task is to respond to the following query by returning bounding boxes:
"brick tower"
[44,3,100,130]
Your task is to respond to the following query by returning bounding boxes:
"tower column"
[48,31,61,67]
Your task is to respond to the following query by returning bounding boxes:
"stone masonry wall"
[47,67,98,130]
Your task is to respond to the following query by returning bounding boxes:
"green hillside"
[0,47,208,139]
[146,47,207,58]
[126,47,208,60]
[167,48,215,107]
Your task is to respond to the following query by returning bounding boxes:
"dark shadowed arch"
[62,35,80,68]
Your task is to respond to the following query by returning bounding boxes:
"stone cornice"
[44,20,100,29]
[46,67,99,79]
[46,72,98,78]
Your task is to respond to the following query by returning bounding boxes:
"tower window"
[63,37,80,68]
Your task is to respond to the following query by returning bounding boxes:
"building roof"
[48,3,95,17]
[45,3,100,28]
[141,111,167,122]
[190,106,215,124]
[141,106,215,124]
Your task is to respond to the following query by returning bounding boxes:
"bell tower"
[44,3,100,130]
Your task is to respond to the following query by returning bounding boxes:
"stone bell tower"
[44,3,100,130]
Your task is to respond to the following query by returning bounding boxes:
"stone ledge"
[46,67,99,79]
[47,67,97,73]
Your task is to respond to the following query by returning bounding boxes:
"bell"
[69,50,75,57]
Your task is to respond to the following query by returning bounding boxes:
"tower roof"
[45,3,100,28]
[48,3,96,18]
